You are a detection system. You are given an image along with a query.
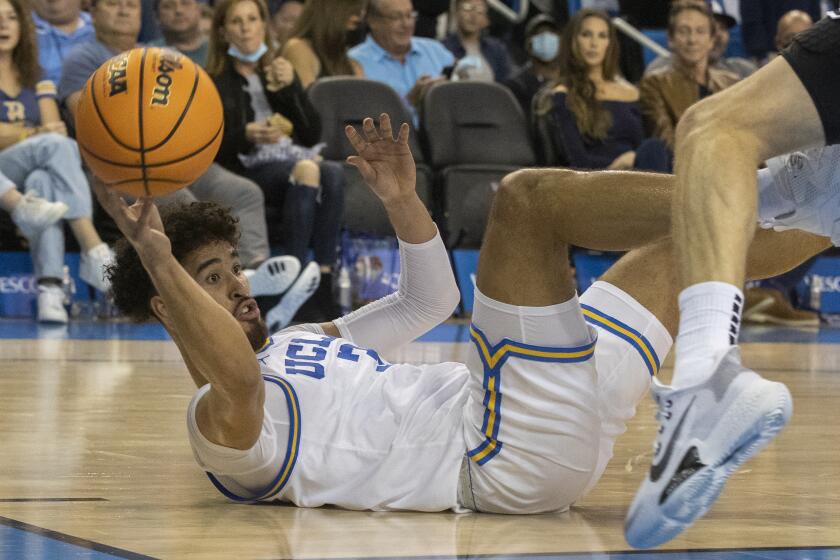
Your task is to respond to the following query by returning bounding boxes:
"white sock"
[672,282,744,389]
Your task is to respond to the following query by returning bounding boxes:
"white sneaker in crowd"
[37,284,68,324]
[79,243,114,293]
[244,255,301,297]
[10,192,68,239]
[265,262,321,332]
[624,346,792,548]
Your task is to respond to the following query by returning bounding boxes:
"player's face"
[157,0,201,34]
[223,0,265,55]
[93,0,142,38]
[575,16,609,70]
[182,242,268,352]
[0,0,20,54]
[669,9,714,68]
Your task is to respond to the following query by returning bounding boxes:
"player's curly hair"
[107,202,241,322]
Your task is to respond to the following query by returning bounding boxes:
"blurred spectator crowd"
[0,0,832,325]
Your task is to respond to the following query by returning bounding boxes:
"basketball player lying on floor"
[97,114,828,513]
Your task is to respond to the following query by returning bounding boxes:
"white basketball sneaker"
[265,262,321,332]
[759,146,840,243]
[244,255,300,297]
[37,284,69,324]
[624,346,792,549]
[80,243,115,294]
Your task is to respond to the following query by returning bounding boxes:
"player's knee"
[292,160,320,187]
[492,170,540,221]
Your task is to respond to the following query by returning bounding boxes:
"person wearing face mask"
[280,0,366,90]
[503,14,562,121]
[207,0,347,326]
[442,0,512,82]
[550,9,671,172]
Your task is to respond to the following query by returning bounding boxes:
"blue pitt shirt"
[349,35,455,122]
[33,12,95,84]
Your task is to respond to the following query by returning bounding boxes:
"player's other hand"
[345,113,416,207]
[92,179,171,265]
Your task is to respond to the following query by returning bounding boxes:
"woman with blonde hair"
[551,9,670,171]
[280,0,366,89]
[207,0,346,326]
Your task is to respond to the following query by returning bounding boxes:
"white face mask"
[227,41,268,63]
[530,31,560,62]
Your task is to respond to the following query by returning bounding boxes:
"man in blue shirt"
[31,0,95,83]
[146,0,209,67]
[349,0,454,122]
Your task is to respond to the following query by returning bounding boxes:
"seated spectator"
[206,0,345,324]
[646,0,757,79]
[59,0,273,271]
[280,0,366,89]
[551,9,670,172]
[443,0,512,82]
[0,0,113,323]
[639,0,739,150]
[31,0,94,84]
[774,9,812,53]
[147,0,208,66]
[740,0,820,63]
[349,0,454,122]
[503,13,562,121]
[269,0,302,46]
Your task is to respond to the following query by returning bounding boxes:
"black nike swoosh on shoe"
[649,396,697,483]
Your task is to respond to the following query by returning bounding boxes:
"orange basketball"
[75,47,223,198]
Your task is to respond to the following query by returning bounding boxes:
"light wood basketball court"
[0,323,838,559]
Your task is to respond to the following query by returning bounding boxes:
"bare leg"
[674,57,824,288]
[68,218,104,253]
[0,188,23,212]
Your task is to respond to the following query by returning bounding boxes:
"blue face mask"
[227,42,268,63]
[530,31,560,62]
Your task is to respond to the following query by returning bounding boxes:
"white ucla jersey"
[194,330,471,511]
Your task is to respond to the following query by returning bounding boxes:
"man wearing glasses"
[349,0,454,122]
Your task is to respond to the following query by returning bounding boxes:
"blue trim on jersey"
[580,303,660,377]
[466,324,595,466]
[205,375,300,503]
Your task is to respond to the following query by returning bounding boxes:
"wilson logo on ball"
[151,52,183,107]
[107,54,129,97]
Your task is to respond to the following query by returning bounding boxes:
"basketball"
[75,47,223,198]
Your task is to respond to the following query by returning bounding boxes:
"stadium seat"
[308,77,433,236]
[422,81,536,248]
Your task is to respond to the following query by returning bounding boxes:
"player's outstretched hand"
[92,180,172,264]
[345,113,416,207]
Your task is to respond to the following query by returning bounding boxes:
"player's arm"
[94,184,264,450]
[312,115,460,351]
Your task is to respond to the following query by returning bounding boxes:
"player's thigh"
[476,169,577,307]
[679,56,824,161]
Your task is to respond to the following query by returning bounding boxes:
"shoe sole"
[266,262,321,331]
[741,311,819,327]
[626,382,792,548]
[248,256,301,297]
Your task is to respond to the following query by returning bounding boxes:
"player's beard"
[242,317,269,351]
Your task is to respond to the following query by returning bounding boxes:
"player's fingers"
[138,197,155,230]
[347,155,376,184]
[397,122,410,145]
[345,125,367,154]
[362,117,380,142]
[379,113,393,140]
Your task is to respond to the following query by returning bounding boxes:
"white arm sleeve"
[333,229,460,353]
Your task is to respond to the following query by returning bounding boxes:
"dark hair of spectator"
[288,0,366,76]
[107,202,241,322]
[667,0,715,37]
[206,0,275,76]
[7,0,41,88]
[558,9,619,142]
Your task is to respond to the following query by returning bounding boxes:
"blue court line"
[0,516,156,560]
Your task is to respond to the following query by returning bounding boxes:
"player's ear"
[150,295,169,324]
